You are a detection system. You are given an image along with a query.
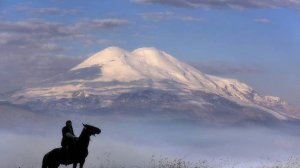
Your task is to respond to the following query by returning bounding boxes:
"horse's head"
[82,124,101,136]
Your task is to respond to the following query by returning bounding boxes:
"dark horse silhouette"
[42,124,101,168]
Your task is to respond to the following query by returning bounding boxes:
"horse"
[42,124,101,168]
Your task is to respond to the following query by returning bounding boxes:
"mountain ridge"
[5,46,297,123]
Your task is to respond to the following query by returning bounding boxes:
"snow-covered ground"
[6,47,297,123]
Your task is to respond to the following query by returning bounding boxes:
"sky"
[0,0,300,104]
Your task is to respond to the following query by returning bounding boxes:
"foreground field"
[1,110,300,168]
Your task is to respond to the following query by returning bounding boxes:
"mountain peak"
[132,47,162,56]
[8,46,295,121]
[62,47,290,108]
[72,46,129,70]
[102,46,127,54]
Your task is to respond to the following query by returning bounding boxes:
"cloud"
[0,54,82,92]
[0,18,128,54]
[2,114,300,167]
[0,19,81,58]
[0,19,80,39]
[189,61,263,75]
[254,18,272,24]
[178,16,204,22]
[138,11,203,22]
[16,4,80,15]
[74,19,129,31]
[134,0,300,9]
[138,11,174,21]
[0,18,128,92]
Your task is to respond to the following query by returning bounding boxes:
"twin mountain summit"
[2,47,299,124]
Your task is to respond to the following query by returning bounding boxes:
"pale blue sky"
[0,0,299,104]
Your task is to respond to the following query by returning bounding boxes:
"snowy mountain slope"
[5,47,297,122]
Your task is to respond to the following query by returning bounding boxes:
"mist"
[1,108,300,168]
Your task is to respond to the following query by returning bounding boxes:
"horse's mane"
[77,124,100,148]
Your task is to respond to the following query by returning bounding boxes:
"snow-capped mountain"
[4,47,298,123]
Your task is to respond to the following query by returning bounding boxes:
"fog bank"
[1,112,300,168]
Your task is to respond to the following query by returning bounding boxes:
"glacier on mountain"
[5,47,297,122]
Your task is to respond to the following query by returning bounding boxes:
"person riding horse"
[43,123,101,168]
[61,120,77,152]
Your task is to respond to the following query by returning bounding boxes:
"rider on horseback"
[61,120,77,153]
[43,123,101,168]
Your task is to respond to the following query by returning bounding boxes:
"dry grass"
[258,158,300,168]
[148,155,214,168]
[96,154,217,168]
[96,155,300,168]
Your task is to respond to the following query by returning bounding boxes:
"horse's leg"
[79,160,85,168]
[49,165,59,168]
[73,163,77,168]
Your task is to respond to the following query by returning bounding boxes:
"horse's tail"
[42,153,48,168]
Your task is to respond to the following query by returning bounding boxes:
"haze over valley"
[1,0,300,167]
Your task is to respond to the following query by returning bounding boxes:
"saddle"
[61,139,78,163]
